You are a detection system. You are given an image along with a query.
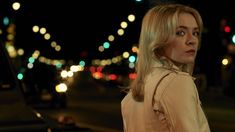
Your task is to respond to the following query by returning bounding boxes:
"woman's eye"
[176,31,185,36]
[193,31,200,37]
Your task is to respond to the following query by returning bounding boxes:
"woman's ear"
[154,47,165,58]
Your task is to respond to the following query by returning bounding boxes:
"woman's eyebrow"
[177,26,199,30]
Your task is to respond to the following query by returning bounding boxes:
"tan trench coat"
[121,63,210,132]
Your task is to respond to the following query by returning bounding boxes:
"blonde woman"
[121,3,210,132]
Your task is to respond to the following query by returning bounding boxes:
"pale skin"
[164,13,200,67]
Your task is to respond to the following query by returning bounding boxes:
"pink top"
[121,62,210,132]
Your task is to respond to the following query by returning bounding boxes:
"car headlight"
[55,83,67,93]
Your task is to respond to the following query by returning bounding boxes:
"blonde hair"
[131,3,203,101]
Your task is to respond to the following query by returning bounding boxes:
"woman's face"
[163,13,199,66]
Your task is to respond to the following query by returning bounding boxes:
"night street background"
[1,0,235,132]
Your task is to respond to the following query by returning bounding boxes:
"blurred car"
[0,41,50,131]
[0,41,89,131]
[22,81,68,108]
[22,62,68,108]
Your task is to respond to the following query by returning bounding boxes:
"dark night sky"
[8,0,148,62]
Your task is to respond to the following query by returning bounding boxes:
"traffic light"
[224,25,231,33]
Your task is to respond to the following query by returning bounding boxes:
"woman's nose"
[186,34,197,45]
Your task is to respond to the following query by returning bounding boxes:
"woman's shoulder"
[150,67,195,94]
[160,68,195,89]
[150,71,197,106]
[160,70,197,97]
[149,67,191,79]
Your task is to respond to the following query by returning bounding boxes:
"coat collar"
[151,57,196,80]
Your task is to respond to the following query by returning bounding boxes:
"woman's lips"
[186,49,196,55]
